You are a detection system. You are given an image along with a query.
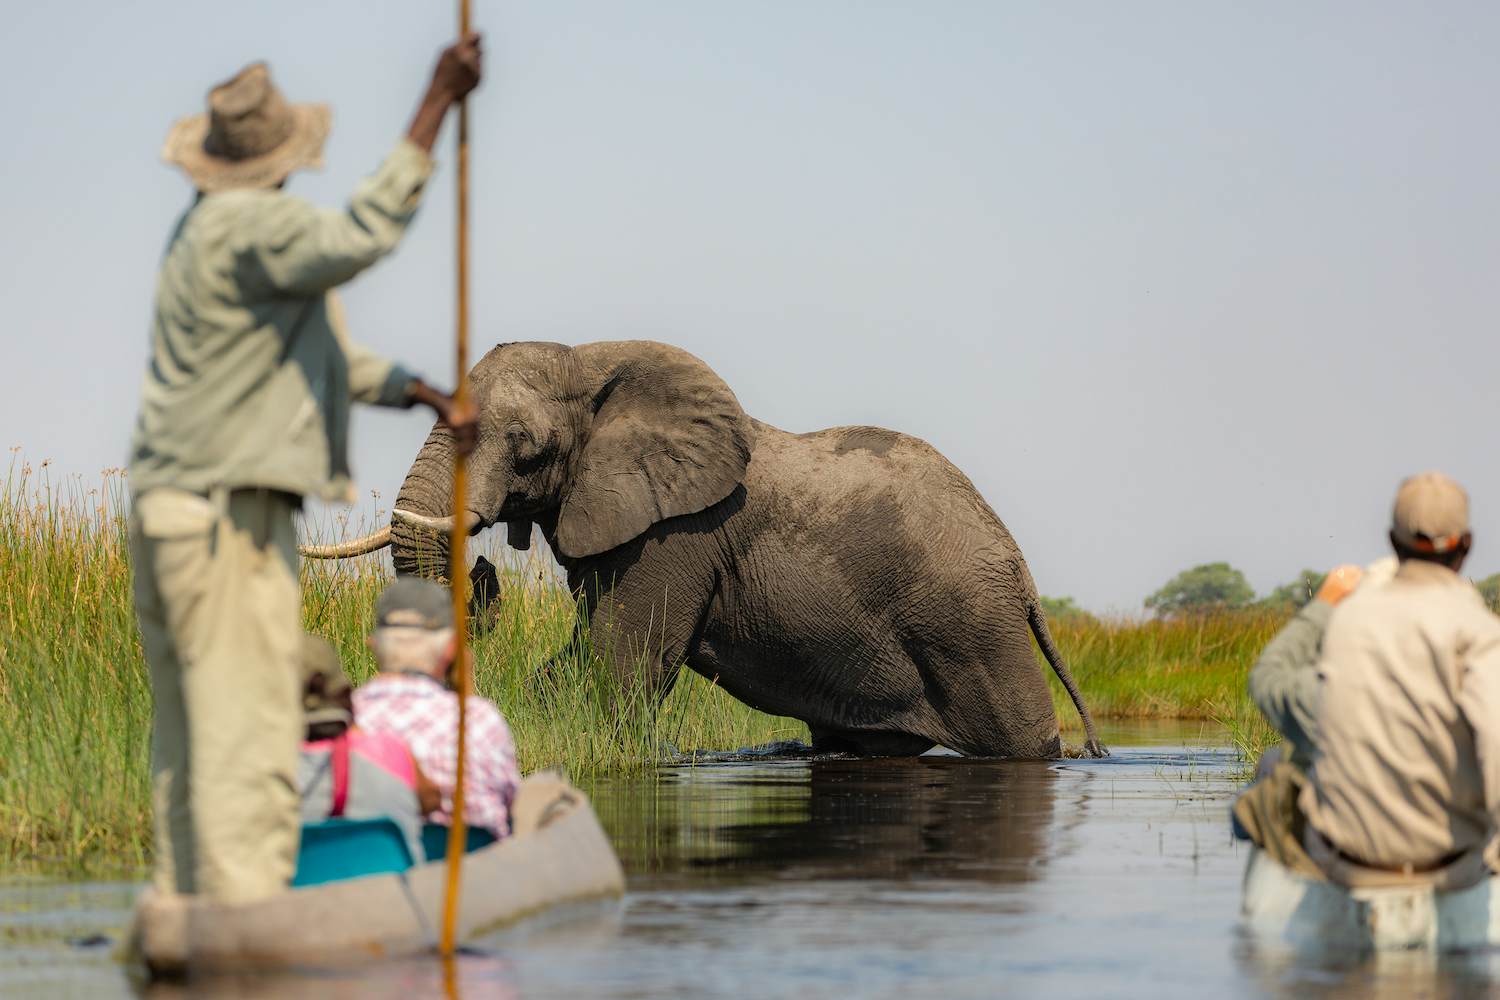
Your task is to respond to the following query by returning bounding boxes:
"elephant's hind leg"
[910,620,1064,759]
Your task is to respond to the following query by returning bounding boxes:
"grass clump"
[1043,611,1282,757]
[2,456,1292,874]
[0,459,151,874]
[1,462,802,874]
[300,546,809,774]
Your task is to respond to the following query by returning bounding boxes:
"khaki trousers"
[129,487,302,903]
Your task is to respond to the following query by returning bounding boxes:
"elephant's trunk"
[391,423,468,579]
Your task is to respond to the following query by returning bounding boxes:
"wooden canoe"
[127,774,624,978]
[1241,845,1500,952]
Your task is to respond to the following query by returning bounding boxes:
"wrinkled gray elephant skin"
[364,340,1102,759]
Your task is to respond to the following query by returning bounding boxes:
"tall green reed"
[2,456,1289,873]
[1043,610,1286,731]
[0,458,151,871]
[1042,610,1283,770]
[0,463,802,872]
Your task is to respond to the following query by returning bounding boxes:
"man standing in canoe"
[1238,472,1500,882]
[128,37,482,903]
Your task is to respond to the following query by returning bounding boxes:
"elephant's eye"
[508,425,548,472]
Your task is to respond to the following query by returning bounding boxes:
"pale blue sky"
[3,1,1499,612]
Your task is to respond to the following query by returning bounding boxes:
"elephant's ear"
[556,345,754,559]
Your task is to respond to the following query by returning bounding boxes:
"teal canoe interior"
[290,819,500,887]
[290,818,414,888]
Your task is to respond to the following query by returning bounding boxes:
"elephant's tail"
[1027,604,1107,758]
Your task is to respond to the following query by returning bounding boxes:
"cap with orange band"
[1391,471,1470,554]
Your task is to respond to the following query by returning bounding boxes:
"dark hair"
[1390,532,1470,571]
[305,718,350,742]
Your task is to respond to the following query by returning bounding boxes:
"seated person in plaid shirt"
[353,578,521,839]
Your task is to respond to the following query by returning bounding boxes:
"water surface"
[7,721,1500,998]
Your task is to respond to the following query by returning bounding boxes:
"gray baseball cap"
[375,576,455,630]
[1392,471,1470,554]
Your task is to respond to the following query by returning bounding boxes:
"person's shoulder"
[200,188,318,244]
[1324,585,1381,628]
[1384,570,1500,644]
[353,673,396,695]
[353,728,421,781]
[465,693,506,718]
[163,192,265,257]
[352,672,423,705]
[1320,581,1411,651]
[361,727,410,753]
[466,695,511,730]
[1454,583,1500,632]
[196,186,298,218]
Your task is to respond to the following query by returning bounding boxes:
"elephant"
[305,340,1104,759]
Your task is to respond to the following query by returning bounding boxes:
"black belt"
[1333,843,1465,875]
[178,486,302,507]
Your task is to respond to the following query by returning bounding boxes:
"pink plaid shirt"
[353,674,520,837]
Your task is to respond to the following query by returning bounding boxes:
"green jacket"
[1248,599,1333,769]
[129,140,434,503]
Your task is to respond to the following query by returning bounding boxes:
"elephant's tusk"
[392,508,484,536]
[299,525,392,559]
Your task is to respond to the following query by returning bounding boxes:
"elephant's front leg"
[570,551,713,702]
[467,555,501,629]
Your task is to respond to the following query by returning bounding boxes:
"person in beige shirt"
[1299,472,1500,876]
[129,37,482,903]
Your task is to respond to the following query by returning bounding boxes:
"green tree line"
[1043,564,1500,621]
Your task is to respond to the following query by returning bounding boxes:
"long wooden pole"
[440,0,474,960]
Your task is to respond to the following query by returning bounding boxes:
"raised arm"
[238,35,484,299]
[1247,565,1360,767]
[406,33,483,154]
[325,292,478,452]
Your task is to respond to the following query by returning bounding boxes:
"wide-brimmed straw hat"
[162,62,331,193]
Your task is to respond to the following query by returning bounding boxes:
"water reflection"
[591,757,1058,886]
[10,728,1500,997]
[136,951,520,1000]
[1235,937,1500,999]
